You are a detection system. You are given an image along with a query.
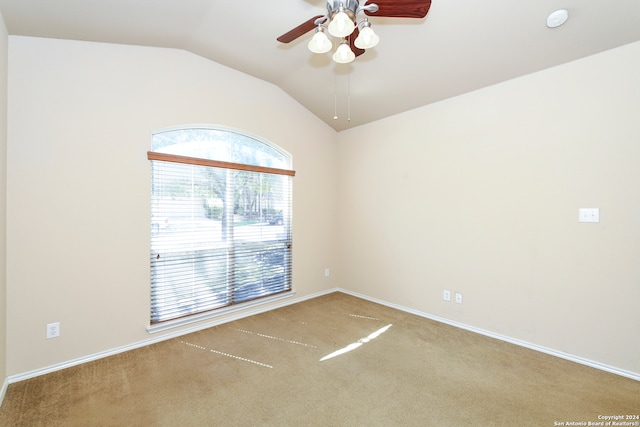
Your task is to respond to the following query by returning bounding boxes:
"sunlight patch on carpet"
[232,328,318,348]
[319,324,393,362]
[181,340,273,368]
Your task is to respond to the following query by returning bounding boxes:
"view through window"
[148,127,294,324]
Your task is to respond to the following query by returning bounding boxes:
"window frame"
[147,126,296,333]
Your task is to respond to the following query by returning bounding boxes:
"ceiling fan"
[277,0,432,63]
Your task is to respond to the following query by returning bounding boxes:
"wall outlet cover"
[46,322,60,339]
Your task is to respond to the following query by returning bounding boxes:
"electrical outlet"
[46,322,60,339]
[324,268,330,277]
[455,293,463,304]
[443,289,451,301]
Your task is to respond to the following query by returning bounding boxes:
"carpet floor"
[0,292,638,426]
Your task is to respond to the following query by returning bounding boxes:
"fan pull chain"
[333,74,338,120]
[332,72,353,122]
[348,72,351,122]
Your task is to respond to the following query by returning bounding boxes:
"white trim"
[7,288,336,384]
[338,288,640,382]
[0,376,8,408]
[8,288,638,384]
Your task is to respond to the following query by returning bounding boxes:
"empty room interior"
[0,0,639,425]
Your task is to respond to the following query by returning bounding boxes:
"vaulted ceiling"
[1,0,639,131]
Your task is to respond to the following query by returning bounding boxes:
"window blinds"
[149,154,293,324]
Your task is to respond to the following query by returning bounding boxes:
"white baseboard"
[7,287,638,385]
[7,288,336,384]
[338,288,640,382]
[0,376,8,409]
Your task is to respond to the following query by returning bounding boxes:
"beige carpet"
[0,292,638,426]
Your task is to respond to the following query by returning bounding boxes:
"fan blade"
[277,15,325,43]
[364,0,431,18]
[350,28,366,57]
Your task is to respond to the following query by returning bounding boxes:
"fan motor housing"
[328,0,360,20]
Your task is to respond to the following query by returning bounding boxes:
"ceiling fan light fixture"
[328,8,355,38]
[308,27,332,53]
[354,22,379,49]
[332,40,355,63]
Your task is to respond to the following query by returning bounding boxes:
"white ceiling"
[1,0,639,131]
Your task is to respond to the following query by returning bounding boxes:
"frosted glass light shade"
[354,26,379,49]
[308,30,332,53]
[328,11,355,37]
[332,41,355,63]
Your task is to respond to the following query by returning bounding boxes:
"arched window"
[148,126,295,325]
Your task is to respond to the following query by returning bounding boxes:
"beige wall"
[4,33,640,380]
[337,41,640,376]
[0,10,8,387]
[6,36,338,375]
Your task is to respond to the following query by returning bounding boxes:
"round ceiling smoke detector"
[547,9,569,28]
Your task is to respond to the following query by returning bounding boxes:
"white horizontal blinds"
[150,155,293,324]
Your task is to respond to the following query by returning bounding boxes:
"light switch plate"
[579,208,599,223]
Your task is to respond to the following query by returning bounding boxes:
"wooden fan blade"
[350,28,366,57]
[364,0,431,19]
[277,15,324,43]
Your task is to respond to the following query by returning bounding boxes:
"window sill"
[146,291,296,334]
